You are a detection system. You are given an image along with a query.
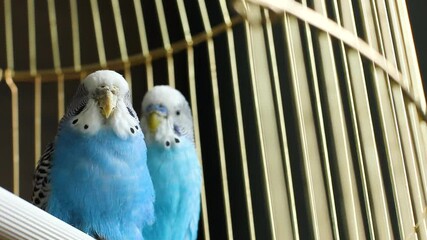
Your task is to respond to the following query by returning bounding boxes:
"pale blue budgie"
[31,70,155,240]
[140,86,202,240]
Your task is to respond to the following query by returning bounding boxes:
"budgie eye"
[176,110,180,116]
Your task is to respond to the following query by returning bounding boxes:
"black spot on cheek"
[72,119,78,125]
[130,128,135,134]
[84,125,89,129]
[165,141,171,147]
[38,192,45,198]
[175,138,180,143]
[135,125,139,130]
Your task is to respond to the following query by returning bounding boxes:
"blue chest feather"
[143,139,202,240]
[47,126,154,240]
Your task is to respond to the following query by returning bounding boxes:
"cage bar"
[376,0,427,238]
[175,1,211,239]
[4,70,20,196]
[69,0,81,72]
[359,0,416,237]
[198,0,234,238]
[133,0,154,89]
[111,0,128,63]
[221,1,257,239]
[311,0,366,237]
[388,0,427,201]
[57,74,65,120]
[28,0,37,75]
[154,0,175,87]
[34,76,42,166]
[283,12,334,238]
[333,0,394,238]
[47,0,61,73]
[394,0,426,112]
[90,0,107,68]
[245,5,296,239]
[4,0,13,70]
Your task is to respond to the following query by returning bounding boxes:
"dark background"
[407,1,427,95]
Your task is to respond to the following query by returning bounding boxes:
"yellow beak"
[98,90,116,119]
[148,112,162,133]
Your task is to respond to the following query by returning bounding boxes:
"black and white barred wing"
[31,84,88,210]
[32,142,54,210]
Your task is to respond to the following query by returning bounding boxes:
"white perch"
[0,187,94,240]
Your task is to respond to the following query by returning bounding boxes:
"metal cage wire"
[0,0,426,239]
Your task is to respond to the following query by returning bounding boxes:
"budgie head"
[61,70,140,139]
[140,86,194,147]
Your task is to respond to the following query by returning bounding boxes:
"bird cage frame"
[0,0,427,239]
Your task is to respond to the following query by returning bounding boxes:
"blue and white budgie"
[140,86,202,240]
[31,70,155,240]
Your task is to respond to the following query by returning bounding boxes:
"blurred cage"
[0,0,426,239]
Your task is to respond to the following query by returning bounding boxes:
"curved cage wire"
[0,0,427,239]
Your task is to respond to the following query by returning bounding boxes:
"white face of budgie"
[140,85,194,147]
[63,70,140,139]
